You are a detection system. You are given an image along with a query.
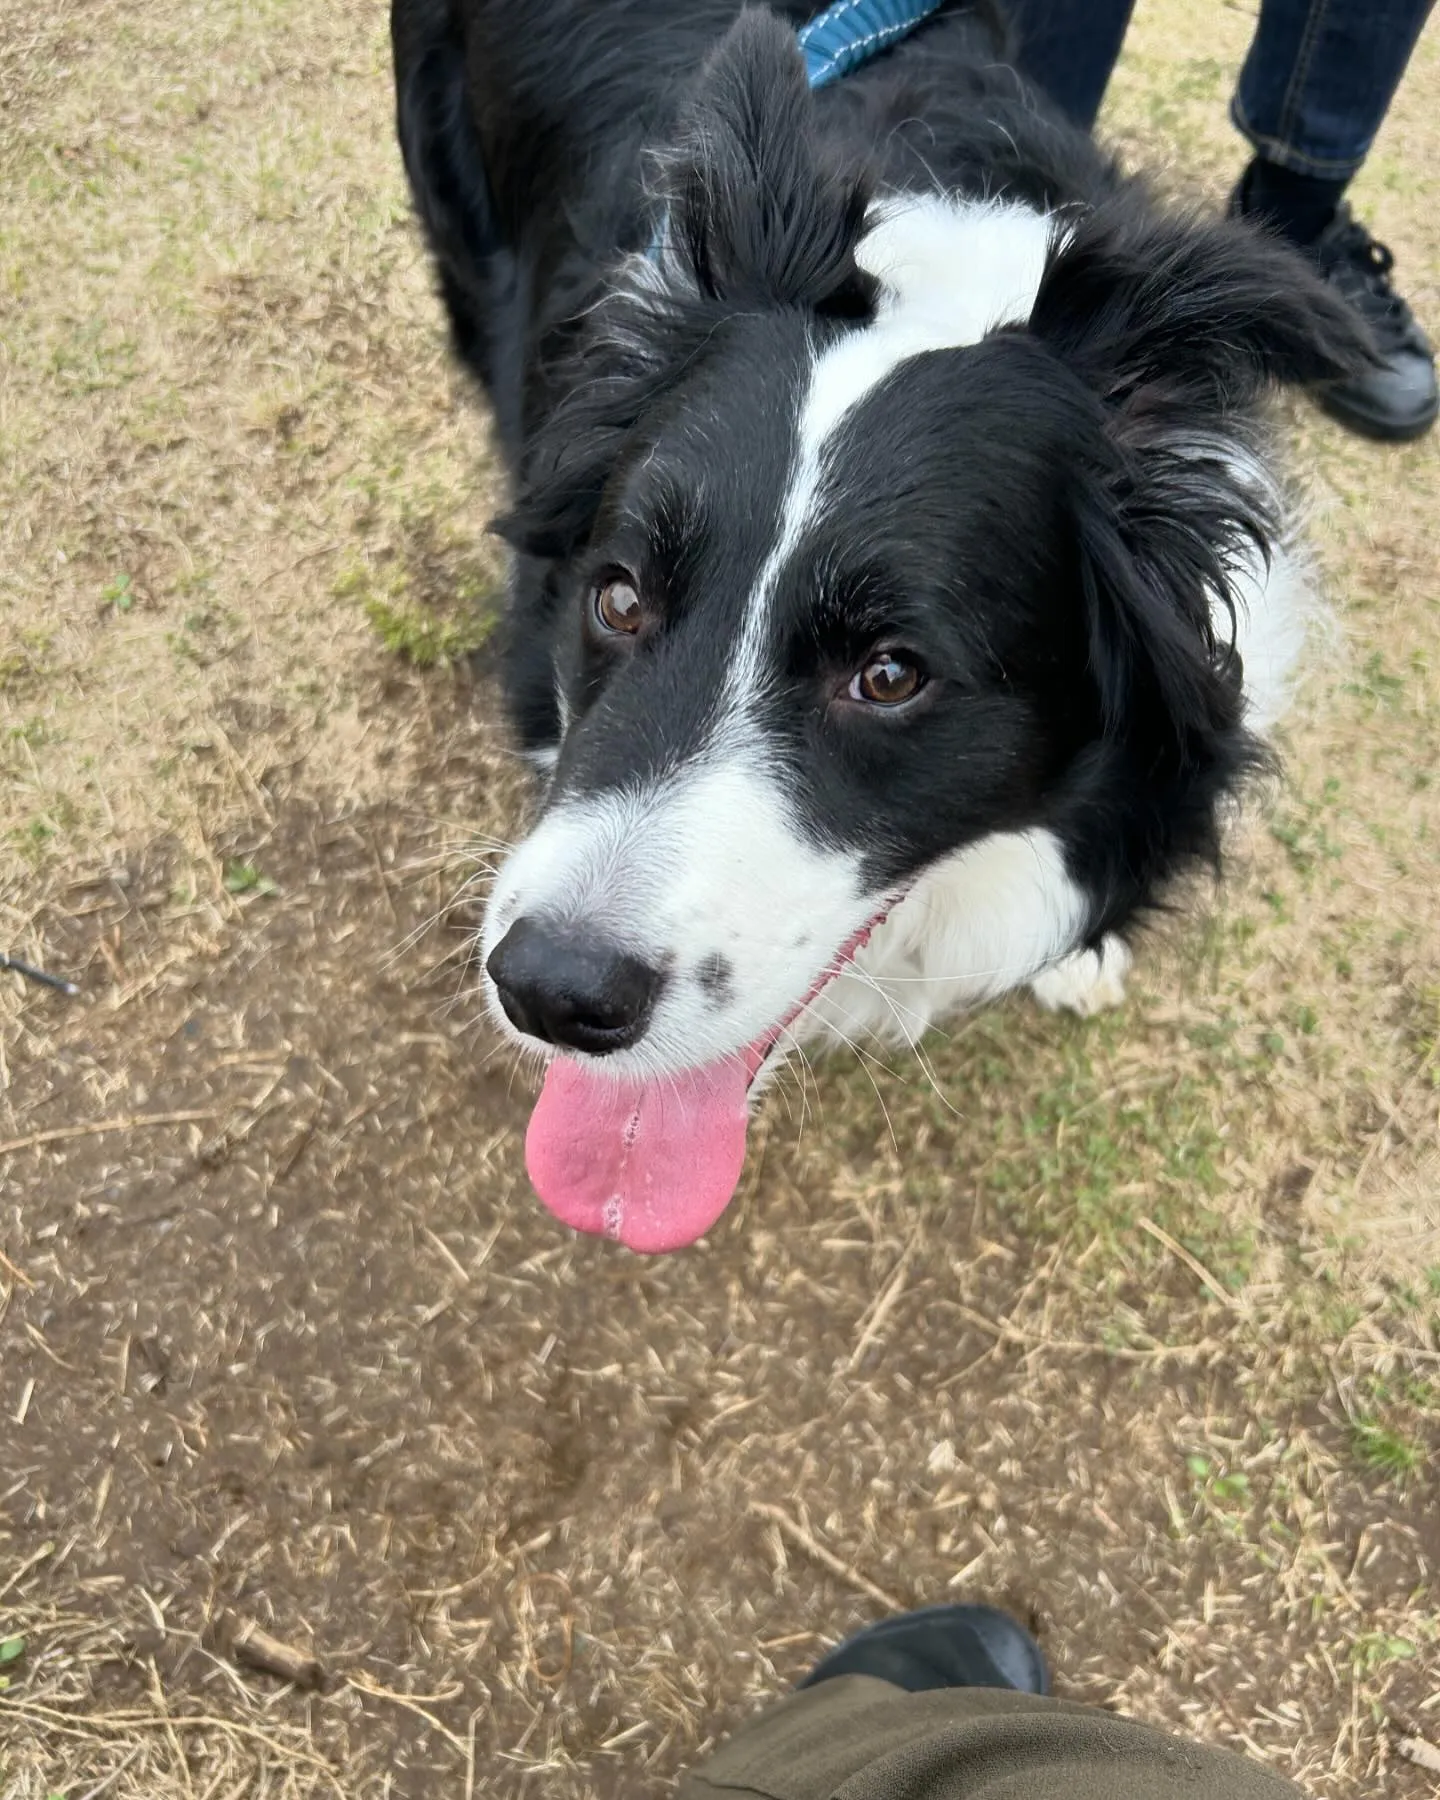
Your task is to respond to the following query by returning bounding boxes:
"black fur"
[392,0,1372,962]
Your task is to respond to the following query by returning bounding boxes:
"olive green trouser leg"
[678,1674,1304,1800]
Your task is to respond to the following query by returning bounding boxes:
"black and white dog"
[391,0,1369,1251]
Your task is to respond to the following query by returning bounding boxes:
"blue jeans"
[1010,0,1436,180]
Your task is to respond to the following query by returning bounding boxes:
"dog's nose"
[486,917,663,1055]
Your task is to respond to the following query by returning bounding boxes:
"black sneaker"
[797,1603,1049,1695]
[1309,207,1438,441]
[1232,190,1437,442]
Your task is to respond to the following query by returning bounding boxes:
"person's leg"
[680,1678,1307,1800]
[1232,0,1435,192]
[1005,0,1136,129]
[1228,0,1438,439]
[677,1608,1306,1800]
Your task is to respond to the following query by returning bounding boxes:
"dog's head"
[480,9,1371,1251]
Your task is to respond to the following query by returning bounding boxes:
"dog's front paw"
[1029,935,1132,1018]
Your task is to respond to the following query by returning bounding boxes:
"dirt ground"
[2,1,1438,1796]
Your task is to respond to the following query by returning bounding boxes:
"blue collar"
[796,0,948,90]
[647,0,944,261]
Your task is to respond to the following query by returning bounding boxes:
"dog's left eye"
[592,575,645,635]
[850,652,924,707]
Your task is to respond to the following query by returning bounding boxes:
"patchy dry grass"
[2,0,1438,1797]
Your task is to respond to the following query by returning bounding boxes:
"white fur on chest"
[797,826,1090,1051]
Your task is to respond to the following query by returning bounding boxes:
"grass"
[1349,1418,1424,1483]
[222,860,279,898]
[101,574,136,614]
[0,628,59,694]
[333,508,502,668]
[1351,1631,1421,1677]
[361,591,490,665]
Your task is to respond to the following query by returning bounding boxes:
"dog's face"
[489,201,1098,1072]
[478,13,1369,1251]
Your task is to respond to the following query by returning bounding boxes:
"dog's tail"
[391,0,524,450]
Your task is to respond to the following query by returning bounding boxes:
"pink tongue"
[524,1054,750,1254]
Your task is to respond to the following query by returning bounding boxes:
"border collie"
[391,0,1369,1252]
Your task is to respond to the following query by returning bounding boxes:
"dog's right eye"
[592,575,644,636]
[851,652,925,707]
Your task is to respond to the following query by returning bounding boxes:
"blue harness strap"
[796,0,948,90]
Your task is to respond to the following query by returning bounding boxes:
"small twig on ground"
[509,1571,576,1685]
[410,1526,552,1601]
[847,1235,917,1373]
[0,1111,216,1156]
[254,542,340,590]
[465,1708,481,1800]
[210,721,274,818]
[1138,1216,1242,1311]
[74,1743,143,1800]
[1352,1059,1431,1191]
[347,1674,470,1755]
[948,1300,1213,1364]
[422,1225,471,1285]
[748,1501,904,1612]
[1389,1710,1440,1775]
[198,1067,291,1165]
[1395,1734,1440,1775]
[147,1659,196,1800]
[0,1696,345,1794]
[0,1246,35,1289]
[1,952,79,997]
[0,1538,55,1603]
[270,1098,325,1186]
[228,1616,324,1690]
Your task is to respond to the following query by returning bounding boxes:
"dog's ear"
[1024,204,1374,752]
[660,7,875,315]
[1063,440,1262,753]
[1029,200,1375,416]
[498,9,878,563]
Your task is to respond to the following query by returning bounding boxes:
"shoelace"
[1320,210,1414,342]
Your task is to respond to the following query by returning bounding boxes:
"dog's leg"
[392,0,525,452]
[1028,933,1132,1017]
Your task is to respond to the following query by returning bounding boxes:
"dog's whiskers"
[778,1005,900,1156]
[817,965,972,1127]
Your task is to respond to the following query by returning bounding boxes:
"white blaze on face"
[726,196,1060,700]
[857,194,1060,349]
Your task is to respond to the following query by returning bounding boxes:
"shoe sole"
[1315,387,1439,443]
